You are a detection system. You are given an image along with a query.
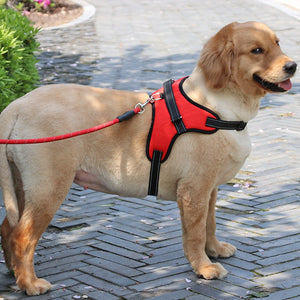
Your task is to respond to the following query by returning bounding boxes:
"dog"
[0,21,296,295]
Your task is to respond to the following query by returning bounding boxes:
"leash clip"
[135,92,163,114]
[135,98,151,114]
[135,102,147,114]
[135,93,163,114]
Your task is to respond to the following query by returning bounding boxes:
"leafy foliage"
[0,7,40,111]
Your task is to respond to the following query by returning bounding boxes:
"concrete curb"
[257,0,300,20]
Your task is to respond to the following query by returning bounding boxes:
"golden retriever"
[0,21,296,295]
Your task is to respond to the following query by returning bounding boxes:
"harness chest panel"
[146,77,219,163]
[146,77,247,196]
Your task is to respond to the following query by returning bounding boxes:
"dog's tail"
[0,104,19,228]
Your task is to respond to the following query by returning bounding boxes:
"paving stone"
[83,257,143,277]
[254,234,300,250]
[139,257,189,273]
[97,225,150,244]
[256,250,300,266]
[255,268,300,289]
[222,274,258,290]
[142,249,185,265]
[198,278,252,299]
[111,216,156,233]
[151,223,182,235]
[234,249,261,262]
[145,242,184,257]
[146,289,194,300]
[258,241,300,257]
[87,249,145,268]
[79,264,136,286]
[189,283,241,299]
[45,270,84,286]
[74,273,130,297]
[128,273,190,293]
[68,284,120,300]
[91,241,146,261]
[133,264,191,283]
[35,253,90,272]
[256,256,300,275]
[147,236,182,249]
[260,286,300,300]
[222,257,262,271]
[186,295,214,300]
[96,235,150,253]
[220,262,257,280]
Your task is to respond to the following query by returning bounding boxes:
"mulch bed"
[25,0,83,28]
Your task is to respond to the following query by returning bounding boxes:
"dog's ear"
[199,23,235,90]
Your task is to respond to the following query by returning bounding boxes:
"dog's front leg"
[205,188,237,258]
[177,180,227,279]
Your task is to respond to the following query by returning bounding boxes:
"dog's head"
[199,21,297,97]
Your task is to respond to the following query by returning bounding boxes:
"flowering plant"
[12,0,55,12]
[35,0,52,9]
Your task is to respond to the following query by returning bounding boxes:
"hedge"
[0,7,40,111]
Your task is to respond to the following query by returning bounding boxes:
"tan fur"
[0,21,296,295]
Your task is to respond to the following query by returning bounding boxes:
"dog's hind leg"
[1,216,14,271]
[177,179,228,280]
[205,188,237,258]
[9,177,73,295]
[1,161,26,271]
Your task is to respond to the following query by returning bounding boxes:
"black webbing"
[148,150,162,196]
[163,79,186,134]
[206,117,247,131]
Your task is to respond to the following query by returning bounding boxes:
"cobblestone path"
[0,0,299,299]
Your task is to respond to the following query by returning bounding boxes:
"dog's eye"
[276,40,280,46]
[251,48,264,55]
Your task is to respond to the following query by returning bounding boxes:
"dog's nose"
[284,61,297,75]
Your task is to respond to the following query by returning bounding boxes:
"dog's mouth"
[253,74,292,93]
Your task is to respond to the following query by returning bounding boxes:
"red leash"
[0,106,142,145]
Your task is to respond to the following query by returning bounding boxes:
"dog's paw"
[206,241,237,258]
[18,278,52,296]
[27,278,51,295]
[197,262,228,279]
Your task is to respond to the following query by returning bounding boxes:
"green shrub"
[0,7,40,111]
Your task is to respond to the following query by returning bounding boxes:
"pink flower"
[34,0,52,9]
[44,0,51,6]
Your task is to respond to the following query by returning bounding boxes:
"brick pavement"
[0,0,299,299]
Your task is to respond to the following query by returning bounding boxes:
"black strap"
[163,79,186,134]
[117,110,137,122]
[148,150,162,196]
[206,117,247,131]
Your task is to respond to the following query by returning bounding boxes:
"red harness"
[146,77,247,196]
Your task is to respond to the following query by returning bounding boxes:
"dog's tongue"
[279,79,292,91]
